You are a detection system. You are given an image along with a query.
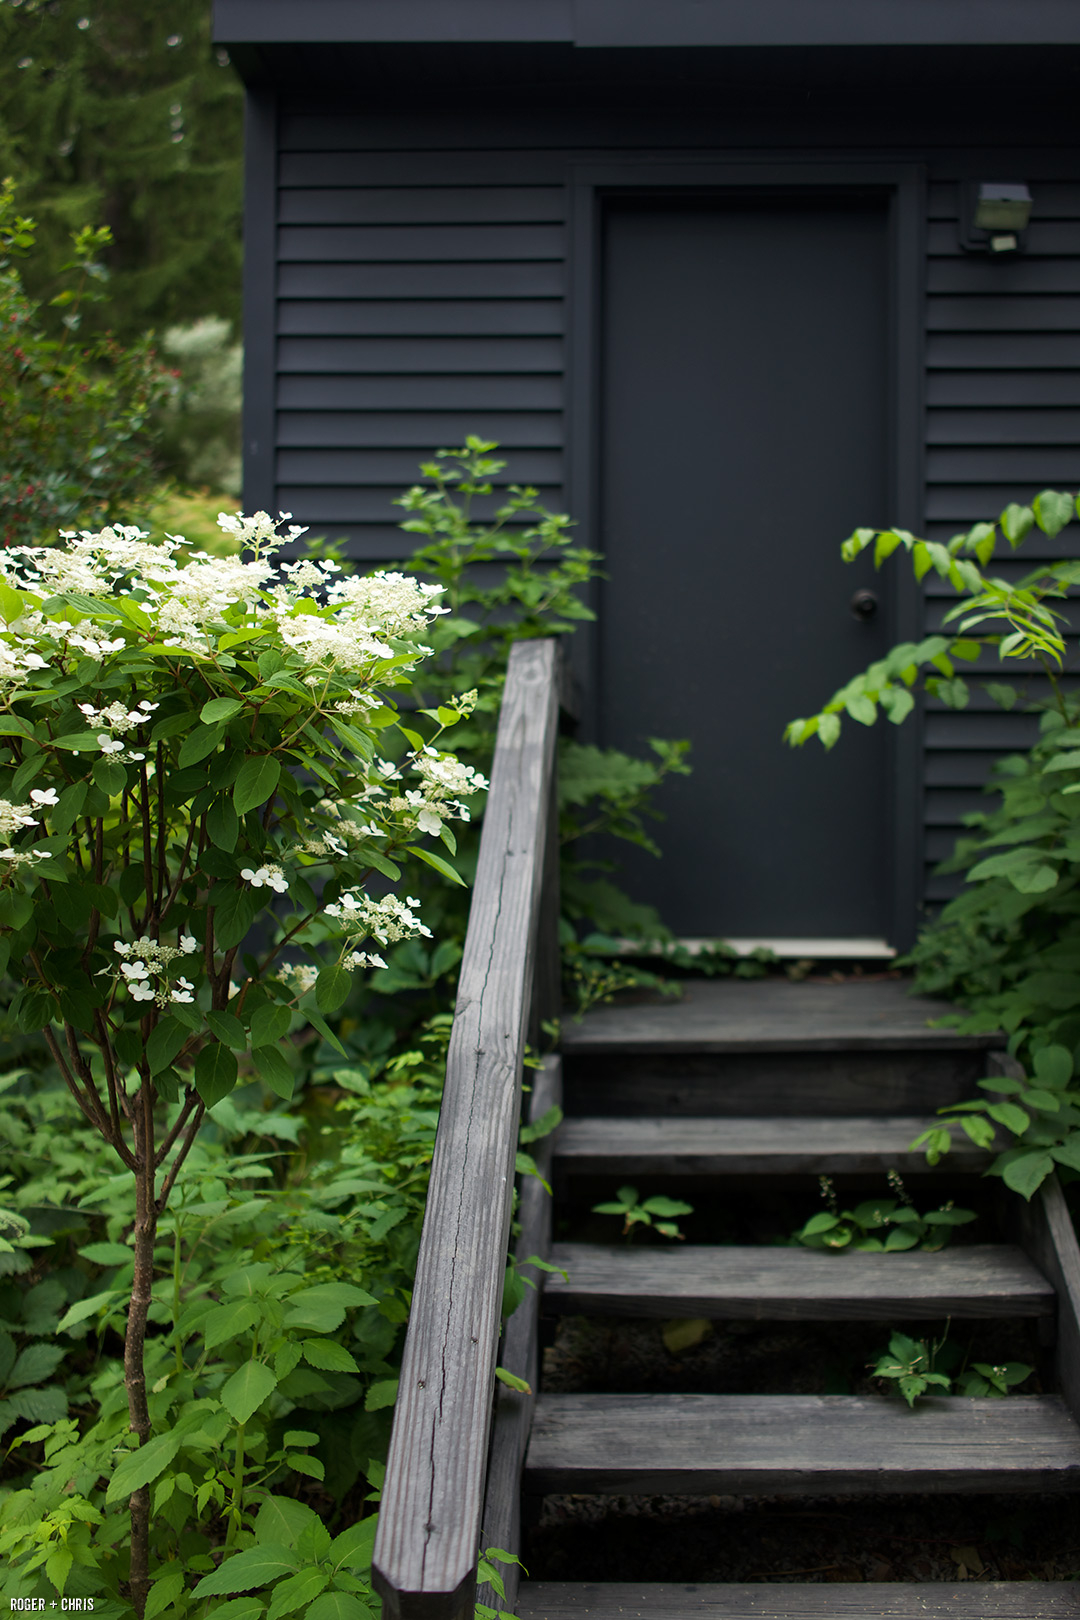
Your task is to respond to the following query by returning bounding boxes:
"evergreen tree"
[0,0,243,344]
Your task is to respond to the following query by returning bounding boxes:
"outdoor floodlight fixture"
[959,182,1033,255]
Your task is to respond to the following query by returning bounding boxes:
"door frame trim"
[566,157,926,950]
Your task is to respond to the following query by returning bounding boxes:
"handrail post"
[529,757,561,1052]
[373,638,561,1620]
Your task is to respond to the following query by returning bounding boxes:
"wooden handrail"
[373,638,562,1620]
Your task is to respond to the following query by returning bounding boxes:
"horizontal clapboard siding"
[272,133,567,559]
[264,123,1079,926]
[277,411,561,446]
[922,175,1080,906]
[278,301,563,335]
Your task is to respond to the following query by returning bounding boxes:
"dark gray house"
[213,0,1080,952]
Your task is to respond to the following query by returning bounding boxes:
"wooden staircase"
[371,646,1080,1620]
[509,980,1080,1619]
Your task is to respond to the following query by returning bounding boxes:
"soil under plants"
[526,1488,1080,1585]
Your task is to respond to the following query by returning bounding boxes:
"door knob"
[851,589,878,620]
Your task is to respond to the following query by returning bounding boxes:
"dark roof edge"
[214,0,1080,48]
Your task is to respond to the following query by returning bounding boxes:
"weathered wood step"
[562,1055,996,1120]
[516,1582,1080,1619]
[562,980,999,1054]
[561,981,1002,1118]
[541,1242,1054,1320]
[524,1394,1080,1496]
[554,1115,990,1175]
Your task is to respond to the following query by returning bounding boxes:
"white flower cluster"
[0,848,50,869]
[292,798,384,860]
[277,961,319,997]
[332,694,380,716]
[0,799,40,841]
[406,748,488,834]
[241,863,289,894]
[217,510,307,557]
[0,514,449,683]
[323,890,431,948]
[77,698,158,761]
[112,934,198,1005]
[366,747,489,839]
[324,572,447,639]
[343,950,387,971]
[0,794,54,865]
[0,642,47,684]
[78,699,158,735]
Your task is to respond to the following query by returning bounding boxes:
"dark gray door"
[599,194,891,939]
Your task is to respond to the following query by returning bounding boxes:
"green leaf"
[106,1431,183,1503]
[1001,503,1035,545]
[409,844,465,885]
[1020,1087,1060,1112]
[640,1195,693,1218]
[316,964,352,1014]
[1051,1137,1080,1172]
[206,1010,247,1050]
[364,1377,399,1412]
[55,1289,121,1333]
[1033,488,1075,539]
[1043,750,1080,773]
[274,1342,303,1381]
[1016,971,1080,1010]
[959,1115,996,1150]
[985,1101,1031,1136]
[302,1341,360,1376]
[45,1544,73,1597]
[77,1240,133,1267]
[178,722,226,768]
[50,731,104,752]
[1034,1046,1073,1089]
[250,1003,292,1047]
[495,1366,531,1394]
[968,849,1060,893]
[305,1594,375,1620]
[255,1495,324,1548]
[355,846,401,882]
[252,1043,294,1100]
[266,1567,329,1620]
[328,1516,377,1572]
[283,1282,376,1333]
[202,1298,261,1352]
[0,891,34,930]
[195,1041,238,1108]
[283,1429,320,1448]
[879,686,914,725]
[302,1005,347,1057]
[923,1205,977,1226]
[191,1544,299,1598]
[147,1016,190,1076]
[220,1359,278,1425]
[233,755,281,816]
[845,694,877,727]
[519,1102,564,1144]
[7,1342,65,1388]
[51,779,88,833]
[201,697,245,725]
[213,883,258,951]
[145,1571,186,1620]
[207,795,239,852]
[1000,1150,1055,1198]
